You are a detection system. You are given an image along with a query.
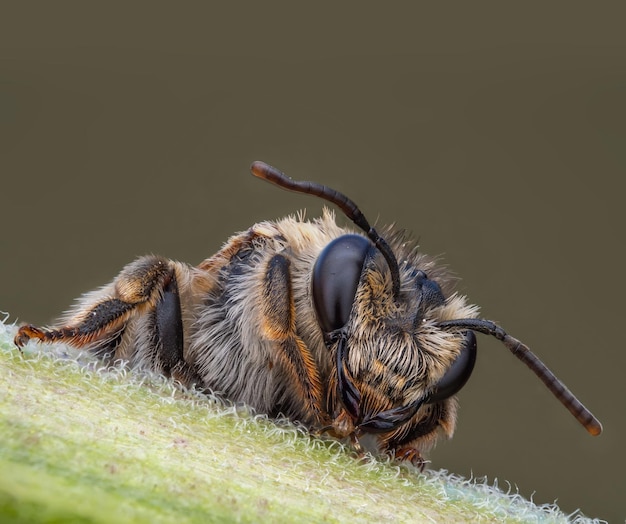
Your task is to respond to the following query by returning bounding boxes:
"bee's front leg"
[394,447,427,471]
[385,402,454,471]
[260,254,327,427]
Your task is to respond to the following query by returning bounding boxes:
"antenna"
[251,161,401,298]
[437,318,602,436]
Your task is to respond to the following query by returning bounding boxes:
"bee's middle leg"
[260,254,327,426]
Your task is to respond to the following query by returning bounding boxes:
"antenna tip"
[250,160,270,179]
[586,419,603,436]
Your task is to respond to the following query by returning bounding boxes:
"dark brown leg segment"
[153,272,184,373]
[150,269,205,386]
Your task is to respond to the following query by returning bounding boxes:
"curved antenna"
[251,161,401,298]
[437,318,603,436]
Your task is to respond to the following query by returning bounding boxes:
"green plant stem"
[0,317,598,523]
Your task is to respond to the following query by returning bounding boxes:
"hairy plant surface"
[0,315,600,523]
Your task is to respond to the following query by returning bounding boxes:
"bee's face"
[312,233,479,440]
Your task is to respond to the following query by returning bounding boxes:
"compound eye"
[312,234,371,334]
[428,331,477,403]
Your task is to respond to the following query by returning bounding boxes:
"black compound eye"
[428,331,477,403]
[312,234,371,334]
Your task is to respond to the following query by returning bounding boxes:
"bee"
[14,161,602,467]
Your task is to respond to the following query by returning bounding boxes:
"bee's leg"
[14,255,205,389]
[151,269,185,375]
[15,256,176,356]
[151,272,205,387]
[394,447,427,472]
[385,402,451,471]
[261,254,327,426]
[14,296,138,353]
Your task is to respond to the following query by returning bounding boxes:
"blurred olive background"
[1,3,624,521]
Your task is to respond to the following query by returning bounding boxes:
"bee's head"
[311,231,478,438]
[251,160,602,441]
